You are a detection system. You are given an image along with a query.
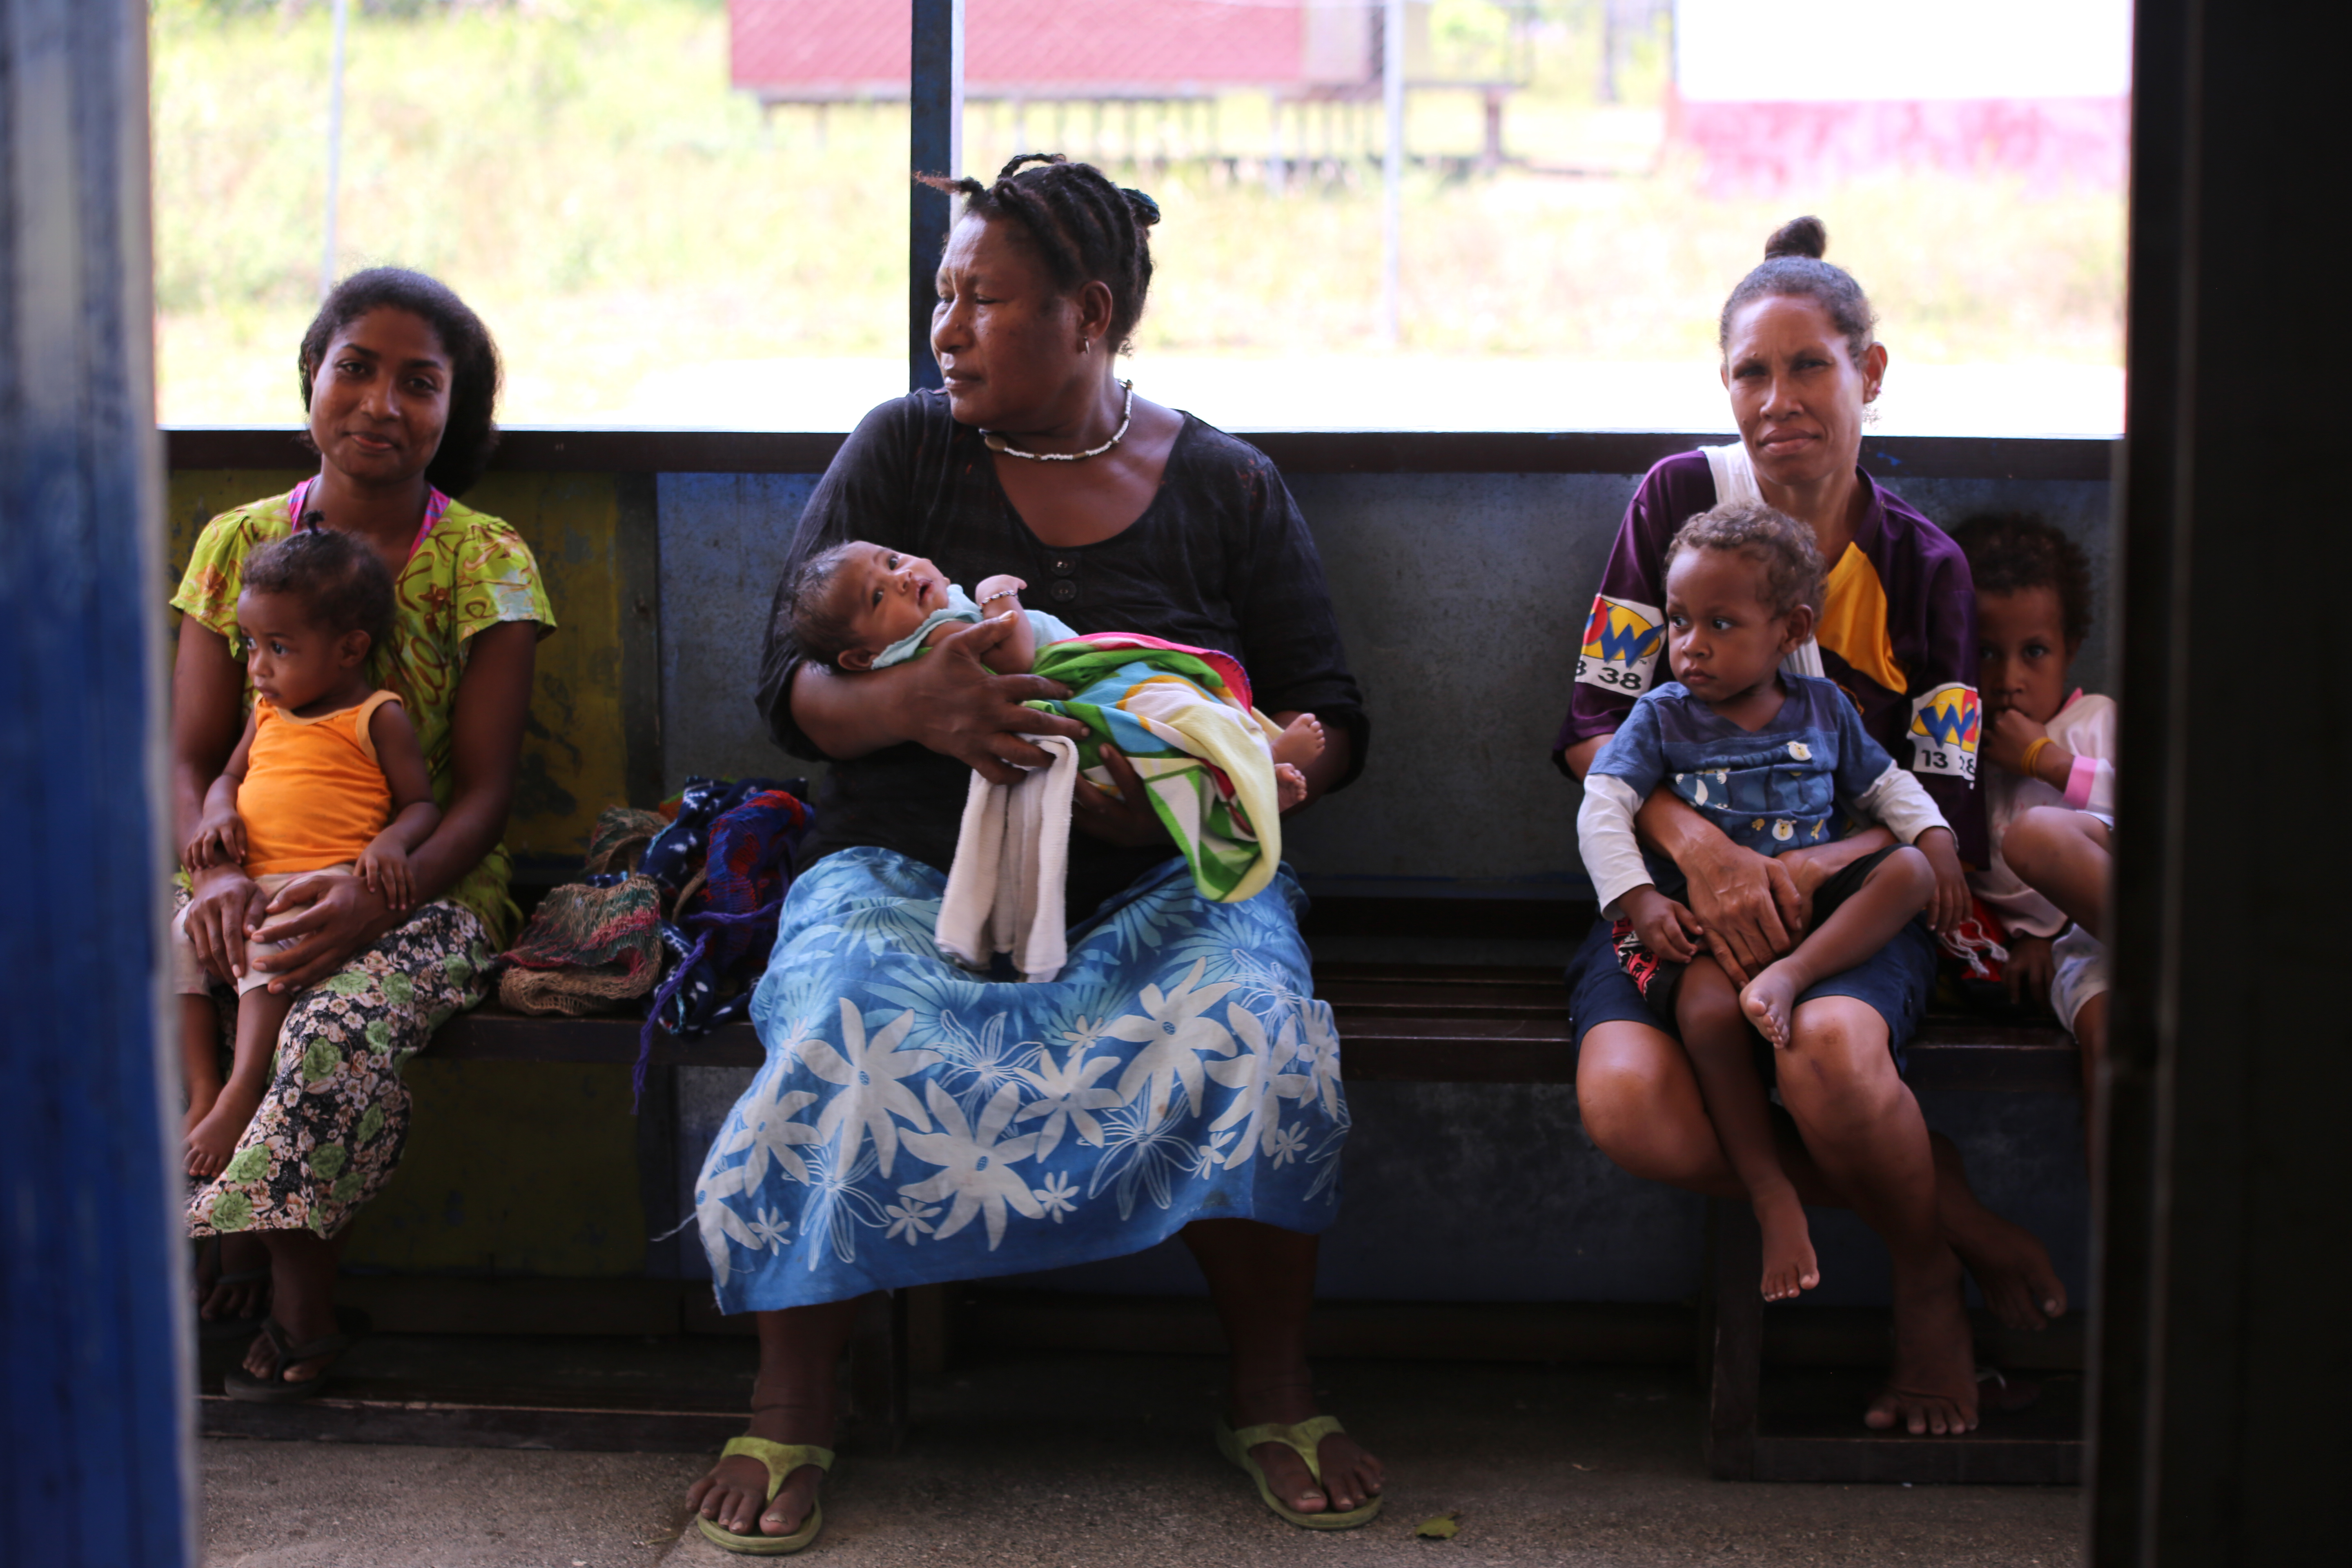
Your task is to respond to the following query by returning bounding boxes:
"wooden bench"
[423,961,2082,1482]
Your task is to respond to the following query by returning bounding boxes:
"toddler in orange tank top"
[173,530,441,1179]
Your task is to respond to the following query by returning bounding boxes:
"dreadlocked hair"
[1949,511,2095,648]
[782,541,870,669]
[241,528,396,653]
[1666,500,1824,619]
[918,153,1161,352]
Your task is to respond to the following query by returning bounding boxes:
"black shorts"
[1572,846,1933,1065]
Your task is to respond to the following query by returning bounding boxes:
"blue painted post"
[1,4,194,1566]
[909,0,964,391]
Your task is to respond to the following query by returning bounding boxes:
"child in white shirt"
[1951,514,2116,1094]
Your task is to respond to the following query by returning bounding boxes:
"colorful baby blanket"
[1027,633,1283,906]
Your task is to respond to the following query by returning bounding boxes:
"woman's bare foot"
[1232,1377,1383,1517]
[1740,962,1807,1050]
[1754,1186,1820,1301]
[688,1383,834,1541]
[1931,1132,2068,1330]
[1271,713,1325,770]
[1865,1248,1980,1434]
[1274,762,1308,813]
[186,1078,264,1180]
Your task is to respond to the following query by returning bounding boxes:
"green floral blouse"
[171,489,555,945]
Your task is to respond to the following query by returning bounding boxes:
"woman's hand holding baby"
[183,862,271,981]
[1674,835,1804,987]
[244,871,392,994]
[1070,744,1174,847]
[1621,885,1704,964]
[883,616,1087,784]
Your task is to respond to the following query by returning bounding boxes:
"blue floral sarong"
[693,846,1350,1312]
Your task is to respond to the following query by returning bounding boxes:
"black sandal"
[223,1316,364,1403]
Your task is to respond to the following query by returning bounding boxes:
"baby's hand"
[974,574,1027,608]
[1984,708,2051,778]
[1917,827,1970,935]
[184,808,246,871]
[1621,885,1703,964]
[359,840,416,912]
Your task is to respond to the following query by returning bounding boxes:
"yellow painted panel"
[163,468,631,862]
[342,1060,648,1277]
[460,471,631,860]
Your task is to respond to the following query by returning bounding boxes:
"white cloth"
[935,734,1081,982]
[1704,440,1826,680]
[2049,921,2109,1035]
[1973,691,2118,939]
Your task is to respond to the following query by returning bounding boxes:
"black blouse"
[755,390,1369,916]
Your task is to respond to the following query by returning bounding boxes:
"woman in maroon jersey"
[1557,218,2066,1437]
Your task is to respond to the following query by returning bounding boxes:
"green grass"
[152,0,2124,425]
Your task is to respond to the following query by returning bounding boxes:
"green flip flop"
[1215,1414,1383,1530]
[696,1435,834,1556]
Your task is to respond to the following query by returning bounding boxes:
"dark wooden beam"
[163,426,2117,482]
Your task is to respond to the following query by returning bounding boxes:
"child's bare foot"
[1865,1248,1981,1434]
[186,1080,264,1180]
[1271,712,1325,770]
[1754,1186,1820,1301]
[1740,961,1807,1050]
[183,1081,220,1139]
[1274,762,1308,813]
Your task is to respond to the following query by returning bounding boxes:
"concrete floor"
[201,1352,2083,1567]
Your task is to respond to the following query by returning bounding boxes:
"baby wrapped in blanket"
[784,541,1324,977]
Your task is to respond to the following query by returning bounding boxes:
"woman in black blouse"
[686,156,1380,1552]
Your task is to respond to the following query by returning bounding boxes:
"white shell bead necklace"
[982,379,1134,462]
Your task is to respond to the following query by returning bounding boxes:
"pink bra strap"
[287,478,448,556]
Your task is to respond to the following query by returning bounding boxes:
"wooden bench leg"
[1704,1198,1763,1481]
[847,1289,910,1453]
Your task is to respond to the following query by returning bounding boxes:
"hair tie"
[1122,186,1161,226]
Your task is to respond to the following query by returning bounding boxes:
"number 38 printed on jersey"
[1575,594,1665,693]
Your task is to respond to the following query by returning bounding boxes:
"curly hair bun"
[1764,216,1829,261]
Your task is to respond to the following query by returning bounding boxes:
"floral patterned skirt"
[695,848,1350,1314]
[184,898,493,1239]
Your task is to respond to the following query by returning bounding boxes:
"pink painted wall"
[729,0,1323,96]
[1669,93,2128,194]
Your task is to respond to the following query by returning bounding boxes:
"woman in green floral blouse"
[172,269,553,1396]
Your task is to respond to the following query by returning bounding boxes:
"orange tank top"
[239,690,402,875]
